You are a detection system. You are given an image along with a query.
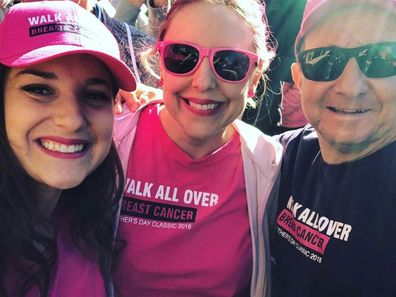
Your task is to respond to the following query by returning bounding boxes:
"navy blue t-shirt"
[270,126,396,297]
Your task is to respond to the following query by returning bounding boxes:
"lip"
[36,136,91,160]
[182,96,224,116]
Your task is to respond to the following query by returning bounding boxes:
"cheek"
[376,80,396,110]
[4,92,17,134]
[162,88,178,111]
[90,109,114,144]
[379,96,396,126]
[162,73,186,93]
[103,114,115,140]
[162,77,187,107]
[4,102,32,149]
[222,84,248,105]
[300,82,326,108]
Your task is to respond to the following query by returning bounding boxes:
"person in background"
[89,0,159,107]
[114,0,149,30]
[114,0,172,37]
[0,1,136,296]
[278,81,308,132]
[112,0,282,296]
[267,0,396,296]
[0,0,13,20]
[242,0,307,135]
[93,0,157,86]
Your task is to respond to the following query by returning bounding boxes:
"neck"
[35,182,62,217]
[318,136,391,164]
[159,107,235,159]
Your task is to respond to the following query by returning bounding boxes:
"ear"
[248,60,264,94]
[291,62,303,91]
[158,57,164,79]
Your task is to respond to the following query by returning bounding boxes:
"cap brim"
[295,0,396,54]
[0,45,137,92]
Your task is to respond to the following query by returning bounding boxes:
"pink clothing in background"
[280,82,308,128]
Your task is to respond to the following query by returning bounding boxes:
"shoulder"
[234,120,280,149]
[233,119,283,173]
[113,100,163,170]
[273,125,317,149]
[275,125,321,170]
[114,99,163,138]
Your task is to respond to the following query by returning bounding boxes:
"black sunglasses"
[298,42,396,82]
[157,41,259,82]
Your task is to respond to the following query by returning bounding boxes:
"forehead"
[6,54,112,81]
[164,2,254,50]
[303,5,396,49]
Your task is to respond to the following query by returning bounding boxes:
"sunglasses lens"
[163,43,199,74]
[160,42,254,82]
[300,43,396,81]
[358,43,396,78]
[299,48,346,81]
[213,50,250,81]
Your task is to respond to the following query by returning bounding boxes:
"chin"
[44,176,87,190]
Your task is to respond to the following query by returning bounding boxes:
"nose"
[53,95,87,131]
[191,57,217,91]
[333,58,369,98]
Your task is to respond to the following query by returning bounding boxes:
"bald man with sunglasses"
[266,0,396,296]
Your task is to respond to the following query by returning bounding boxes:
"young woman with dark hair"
[0,1,136,296]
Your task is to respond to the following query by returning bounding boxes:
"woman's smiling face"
[4,54,115,191]
[159,1,261,155]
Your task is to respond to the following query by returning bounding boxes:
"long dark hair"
[0,64,124,297]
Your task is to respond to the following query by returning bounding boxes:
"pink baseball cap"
[295,0,396,54]
[0,1,136,91]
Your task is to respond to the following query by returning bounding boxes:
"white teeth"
[189,101,220,111]
[329,107,368,114]
[40,140,85,153]
[60,144,67,153]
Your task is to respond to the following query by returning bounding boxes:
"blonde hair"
[160,0,274,68]
[142,0,275,107]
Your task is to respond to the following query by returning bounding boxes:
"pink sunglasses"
[157,41,259,82]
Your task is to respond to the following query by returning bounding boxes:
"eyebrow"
[16,68,57,79]
[15,69,113,88]
[85,78,113,89]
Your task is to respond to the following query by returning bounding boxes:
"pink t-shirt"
[5,215,106,297]
[114,104,252,297]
